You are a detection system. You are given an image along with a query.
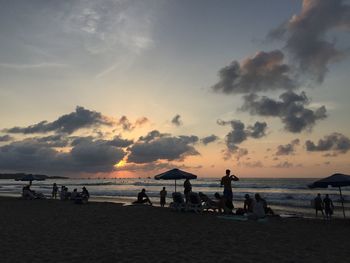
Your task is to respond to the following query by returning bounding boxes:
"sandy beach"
[0,197,349,263]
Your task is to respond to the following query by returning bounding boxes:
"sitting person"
[249,193,266,219]
[60,186,67,200]
[133,189,152,205]
[81,187,90,201]
[70,189,80,200]
[214,192,231,214]
[244,194,253,213]
[22,185,36,199]
[22,185,45,199]
[261,196,274,215]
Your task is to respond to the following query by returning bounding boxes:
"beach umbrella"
[15,174,45,185]
[154,168,197,192]
[308,173,350,218]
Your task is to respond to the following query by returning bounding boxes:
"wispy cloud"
[0,62,69,70]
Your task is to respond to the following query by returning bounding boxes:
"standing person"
[52,183,58,199]
[183,178,192,203]
[160,187,167,207]
[314,193,324,218]
[323,194,334,220]
[220,169,239,211]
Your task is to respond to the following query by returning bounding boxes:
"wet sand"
[0,197,349,263]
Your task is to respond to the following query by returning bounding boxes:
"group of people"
[133,169,275,219]
[52,183,90,203]
[313,193,334,220]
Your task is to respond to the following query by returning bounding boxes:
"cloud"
[275,139,300,155]
[116,162,202,173]
[305,132,350,154]
[239,161,264,168]
[241,91,327,132]
[273,161,294,168]
[127,130,199,163]
[201,135,219,145]
[171,114,182,127]
[212,50,297,94]
[106,135,134,148]
[0,135,13,142]
[117,116,149,131]
[0,62,69,70]
[269,0,350,82]
[217,119,266,160]
[0,136,128,175]
[218,119,267,147]
[4,106,113,134]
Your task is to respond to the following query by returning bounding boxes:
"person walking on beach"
[220,169,239,211]
[323,194,334,220]
[184,178,192,203]
[52,183,58,199]
[314,193,324,218]
[160,187,167,207]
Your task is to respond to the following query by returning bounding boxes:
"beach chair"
[199,193,220,213]
[169,192,186,211]
[187,192,203,213]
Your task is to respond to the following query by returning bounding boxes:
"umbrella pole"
[175,180,177,192]
[339,187,346,219]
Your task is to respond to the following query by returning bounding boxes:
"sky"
[0,0,350,178]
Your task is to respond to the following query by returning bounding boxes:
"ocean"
[0,177,349,217]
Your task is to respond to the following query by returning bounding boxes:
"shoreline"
[0,194,347,219]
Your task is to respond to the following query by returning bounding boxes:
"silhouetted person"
[244,194,253,213]
[133,189,152,205]
[314,193,324,218]
[184,178,192,203]
[220,169,239,210]
[82,186,89,201]
[260,195,274,215]
[160,187,167,207]
[251,193,266,219]
[71,188,79,200]
[323,194,334,220]
[52,183,58,199]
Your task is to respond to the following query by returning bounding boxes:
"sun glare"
[116,160,126,168]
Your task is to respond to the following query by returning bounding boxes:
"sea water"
[0,177,349,217]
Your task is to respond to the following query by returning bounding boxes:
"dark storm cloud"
[4,106,113,134]
[0,135,13,142]
[241,91,327,133]
[171,114,182,126]
[0,136,128,174]
[212,50,297,94]
[275,139,300,156]
[269,0,350,82]
[127,130,199,163]
[305,132,350,154]
[200,135,219,145]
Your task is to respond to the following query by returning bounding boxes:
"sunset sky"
[0,0,349,178]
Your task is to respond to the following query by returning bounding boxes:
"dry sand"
[0,197,349,263]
